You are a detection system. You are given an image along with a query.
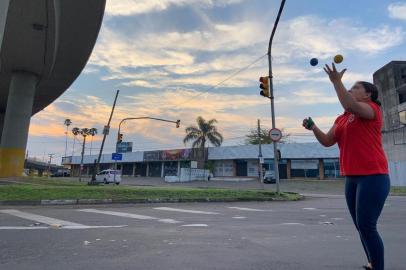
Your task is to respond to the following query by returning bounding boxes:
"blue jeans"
[345,174,390,270]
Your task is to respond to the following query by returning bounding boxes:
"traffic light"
[277,149,281,161]
[117,133,123,143]
[176,120,180,128]
[259,76,270,98]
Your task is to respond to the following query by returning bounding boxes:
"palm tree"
[71,127,80,156]
[63,119,72,159]
[183,116,223,168]
[88,128,98,155]
[78,128,92,182]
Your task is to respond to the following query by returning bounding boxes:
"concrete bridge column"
[0,113,4,141]
[0,71,37,177]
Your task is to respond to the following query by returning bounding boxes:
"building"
[63,143,341,180]
[373,61,406,186]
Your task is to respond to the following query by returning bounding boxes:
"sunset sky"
[27,0,406,163]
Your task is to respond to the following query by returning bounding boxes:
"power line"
[169,53,268,110]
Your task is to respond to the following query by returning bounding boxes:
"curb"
[0,195,304,206]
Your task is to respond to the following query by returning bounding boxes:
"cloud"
[87,14,403,92]
[274,16,404,59]
[388,2,406,20]
[105,0,245,16]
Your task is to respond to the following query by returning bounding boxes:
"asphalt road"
[0,195,405,270]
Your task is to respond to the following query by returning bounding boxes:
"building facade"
[373,61,406,186]
[63,143,341,180]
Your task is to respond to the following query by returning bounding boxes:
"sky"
[26,0,406,163]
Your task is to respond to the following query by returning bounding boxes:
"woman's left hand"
[324,63,347,84]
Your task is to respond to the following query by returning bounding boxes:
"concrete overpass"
[0,0,106,177]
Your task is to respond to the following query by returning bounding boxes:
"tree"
[183,116,223,168]
[77,128,93,182]
[245,127,290,145]
[63,119,72,159]
[89,128,98,155]
[71,127,80,156]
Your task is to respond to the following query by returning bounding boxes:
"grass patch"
[391,186,406,196]
[0,178,301,202]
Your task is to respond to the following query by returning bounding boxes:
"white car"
[95,169,121,185]
[263,170,276,184]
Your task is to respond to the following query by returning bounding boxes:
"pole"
[92,90,120,182]
[79,135,86,182]
[267,0,286,194]
[258,119,264,186]
[47,154,54,178]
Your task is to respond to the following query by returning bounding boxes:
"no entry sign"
[269,128,282,142]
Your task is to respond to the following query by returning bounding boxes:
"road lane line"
[154,207,219,215]
[228,207,272,212]
[78,209,181,224]
[0,226,49,230]
[0,209,83,226]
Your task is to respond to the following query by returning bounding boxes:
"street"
[1,195,405,270]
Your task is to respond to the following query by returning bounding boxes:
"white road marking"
[78,209,181,224]
[0,209,83,227]
[302,208,317,210]
[0,226,49,230]
[232,216,247,219]
[181,224,208,227]
[228,207,272,212]
[154,207,219,215]
[331,218,344,221]
[280,223,305,226]
[62,225,127,229]
[0,225,127,230]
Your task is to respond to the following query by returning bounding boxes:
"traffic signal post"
[260,0,286,194]
[116,117,181,152]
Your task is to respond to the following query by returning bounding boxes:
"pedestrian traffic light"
[117,133,123,143]
[259,76,270,98]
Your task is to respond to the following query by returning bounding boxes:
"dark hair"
[358,81,381,106]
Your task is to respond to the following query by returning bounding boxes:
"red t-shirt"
[334,101,388,176]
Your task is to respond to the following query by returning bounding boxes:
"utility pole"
[91,90,120,182]
[267,0,286,194]
[47,153,54,178]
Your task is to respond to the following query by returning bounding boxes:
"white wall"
[383,132,406,186]
[247,160,259,177]
[214,160,234,177]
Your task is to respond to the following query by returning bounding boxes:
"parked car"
[263,170,276,184]
[95,169,121,185]
[51,169,70,177]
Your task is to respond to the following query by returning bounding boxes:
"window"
[400,93,406,104]
[401,67,406,85]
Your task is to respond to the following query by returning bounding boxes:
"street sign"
[259,157,264,164]
[111,153,123,161]
[117,142,133,153]
[269,128,282,142]
[103,125,110,135]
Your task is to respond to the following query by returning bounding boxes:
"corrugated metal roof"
[208,143,339,160]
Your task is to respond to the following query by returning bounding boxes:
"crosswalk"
[78,208,181,224]
[0,205,341,231]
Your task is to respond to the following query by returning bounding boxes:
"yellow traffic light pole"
[267,0,286,194]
